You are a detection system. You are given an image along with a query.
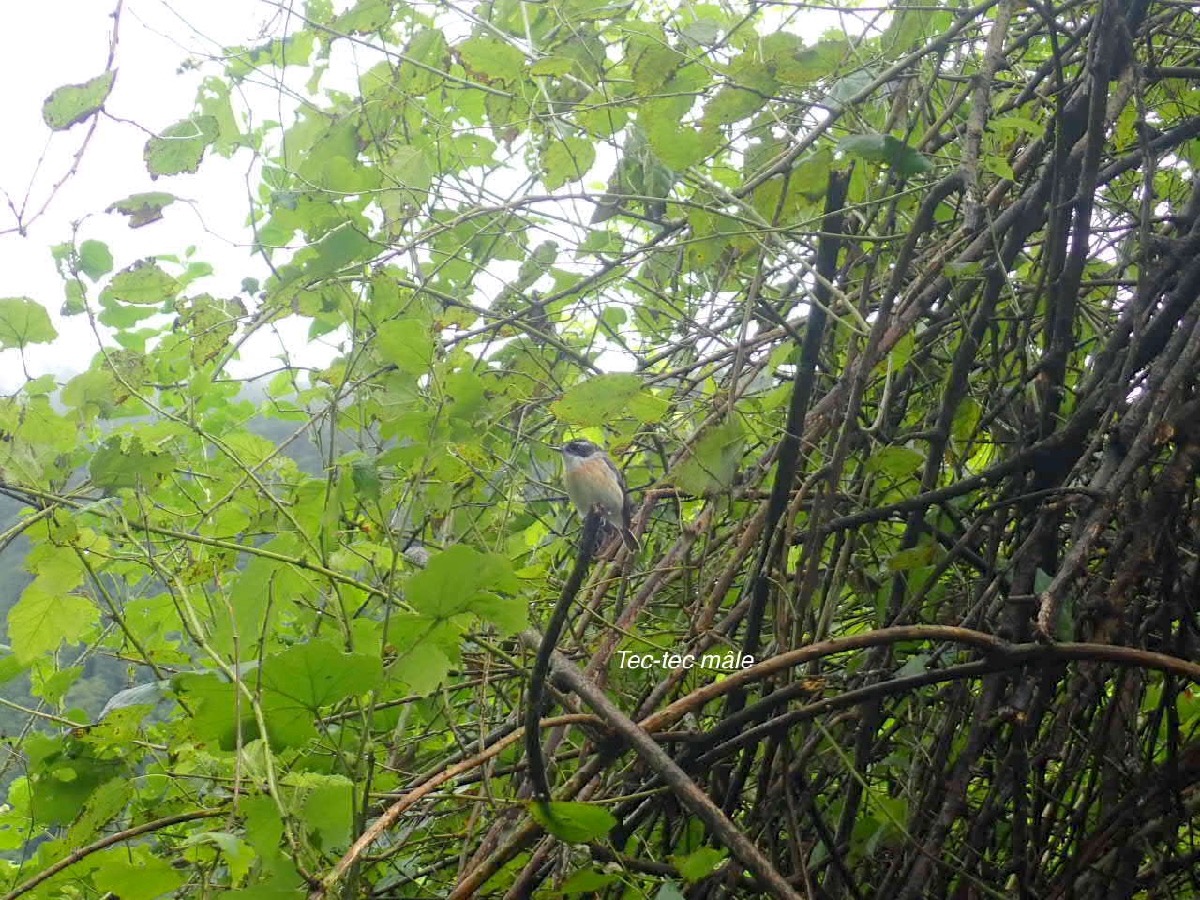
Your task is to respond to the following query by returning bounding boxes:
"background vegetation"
[0,0,1198,896]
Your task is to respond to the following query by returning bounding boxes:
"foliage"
[1,0,1200,897]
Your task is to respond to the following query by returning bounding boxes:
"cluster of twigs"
[319,0,1200,896]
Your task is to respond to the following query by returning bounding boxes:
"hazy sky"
[0,1,326,390]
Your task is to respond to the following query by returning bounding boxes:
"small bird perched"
[560,439,638,551]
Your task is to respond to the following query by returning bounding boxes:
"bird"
[559,439,639,552]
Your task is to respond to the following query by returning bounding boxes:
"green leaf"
[552,374,664,426]
[837,133,933,177]
[881,0,937,57]
[91,847,185,900]
[865,446,924,480]
[704,85,769,127]
[144,116,219,177]
[299,224,378,281]
[542,137,596,189]
[0,298,57,349]
[671,845,729,882]
[772,35,849,85]
[389,625,455,694]
[294,775,355,850]
[631,41,685,96]
[377,319,435,374]
[99,260,181,306]
[42,71,114,130]
[90,436,175,489]
[458,36,526,83]
[107,191,177,228]
[351,459,381,501]
[530,56,575,76]
[644,118,718,170]
[175,294,246,365]
[261,640,383,710]
[679,19,724,47]
[228,31,315,78]
[179,831,256,884]
[407,545,520,625]
[334,0,394,33]
[530,801,617,843]
[9,583,98,664]
[887,544,938,572]
[78,240,114,280]
[559,868,620,893]
[673,420,744,495]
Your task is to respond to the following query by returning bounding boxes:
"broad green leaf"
[42,71,114,130]
[99,260,181,306]
[865,446,924,480]
[377,318,435,374]
[90,436,175,489]
[179,831,256,884]
[9,583,98,664]
[542,137,596,189]
[144,115,219,177]
[78,240,114,280]
[298,224,378,281]
[458,36,526,83]
[62,278,86,315]
[227,31,315,78]
[23,733,125,827]
[560,868,619,893]
[882,0,937,57]
[530,56,575,76]
[644,117,718,170]
[530,801,617,843]
[261,640,383,710]
[0,298,57,348]
[887,544,938,572]
[704,85,769,127]
[671,845,729,882]
[552,374,666,425]
[175,294,246,365]
[91,847,185,900]
[173,673,253,749]
[390,631,455,694]
[679,18,723,47]
[673,420,745,495]
[351,459,382,501]
[334,0,393,33]
[293,774,355,850]
[631,41,685,95]
[407,545,520,623]
[837,133,933,177]
[771,34,849,85]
